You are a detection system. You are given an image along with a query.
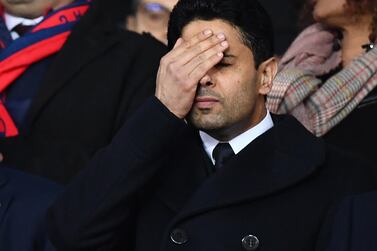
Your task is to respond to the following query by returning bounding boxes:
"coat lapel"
[25,23,120,127]
[170,115,326,222]
[155,127,211,213]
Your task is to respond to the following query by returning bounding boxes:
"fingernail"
[221,41,228,47]
[203,29,212,35]
[217,33,225,40]
[217,52,223,57]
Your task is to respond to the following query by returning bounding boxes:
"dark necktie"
[212,142,235,169]
[12,23,33,36]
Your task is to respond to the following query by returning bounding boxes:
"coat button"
[170,228,188,244]
[242,235,260,250]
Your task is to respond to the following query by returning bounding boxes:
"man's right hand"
[155,29,229,118]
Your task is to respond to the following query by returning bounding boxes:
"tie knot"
[212,142,235,169]
[12,23,33,36]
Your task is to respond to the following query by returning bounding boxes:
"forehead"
[182,19,242,42]
[181,19,254,58]
[139,0,178,11]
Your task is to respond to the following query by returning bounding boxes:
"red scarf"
[0,0,90,137]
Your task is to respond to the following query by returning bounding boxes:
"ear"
[257,57,277,95]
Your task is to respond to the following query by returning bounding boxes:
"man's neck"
[200,111,274,163]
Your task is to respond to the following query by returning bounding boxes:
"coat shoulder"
[118,29,168,58]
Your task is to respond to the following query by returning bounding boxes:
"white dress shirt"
[200,111,274,165]
[4,12,43,40]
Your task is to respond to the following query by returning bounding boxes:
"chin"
[312,8,322,22]
[188,112,225,131]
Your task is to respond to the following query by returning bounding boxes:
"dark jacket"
[0,167,62,251]
[324,87,377,165]
[0,0,167,183]
[317,191,377,251]
[47,97,377,251]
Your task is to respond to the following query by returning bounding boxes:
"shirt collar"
[199,111,274,164]
[4,12,43,31]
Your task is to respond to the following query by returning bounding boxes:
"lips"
[194,96,219,109]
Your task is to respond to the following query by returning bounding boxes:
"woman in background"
[267,0,377,163]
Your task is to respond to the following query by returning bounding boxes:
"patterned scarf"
[267,23,377,136]
[0,0,91,137]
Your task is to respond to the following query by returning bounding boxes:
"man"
[126,0,178,44]
[0,167,62,251]
[0,0,166,183]
[47,0,377,250]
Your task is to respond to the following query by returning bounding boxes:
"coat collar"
[157,115,326,222]
[24,23,121,129]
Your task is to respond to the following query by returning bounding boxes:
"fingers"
[189,52,224,81]
[177,33,227,66]
[169,29,213,58]
[159,28,228,87]
[185,40,228,75]
[173,38,184,49]
[168,30,226,65]
[164,30,228,84]
[155,29,228,118]
[185,29,214,48]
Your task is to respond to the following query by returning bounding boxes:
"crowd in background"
[0,0,376,250]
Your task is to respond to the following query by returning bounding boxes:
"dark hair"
[167,0,274,67]
[129,0,140,15]
[346,0,377,42]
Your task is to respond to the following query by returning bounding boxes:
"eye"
[215,62,231,68]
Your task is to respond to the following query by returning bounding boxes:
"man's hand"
[155,29,228,118]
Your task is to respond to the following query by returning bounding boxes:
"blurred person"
[0,0,166,183]
[126,0,178,44]
[267,0,377,164]
[0,166,62,251]
[47,0,377,250]
[260,0,303,55]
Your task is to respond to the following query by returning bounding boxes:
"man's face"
[182,19,275,141]
[0,0,70,18]
[127,0,178,44]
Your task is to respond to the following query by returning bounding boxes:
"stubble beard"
[188,107,229,132]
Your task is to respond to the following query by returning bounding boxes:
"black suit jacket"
[48,97,377,251]
[0,1,167,183]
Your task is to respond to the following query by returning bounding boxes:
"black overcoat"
[0,0,167,183]
[48,98,377,251]
[317,191,377,251]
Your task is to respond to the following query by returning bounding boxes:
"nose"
[199,74,214,86]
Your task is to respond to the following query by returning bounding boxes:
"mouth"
[194,96,220,109]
